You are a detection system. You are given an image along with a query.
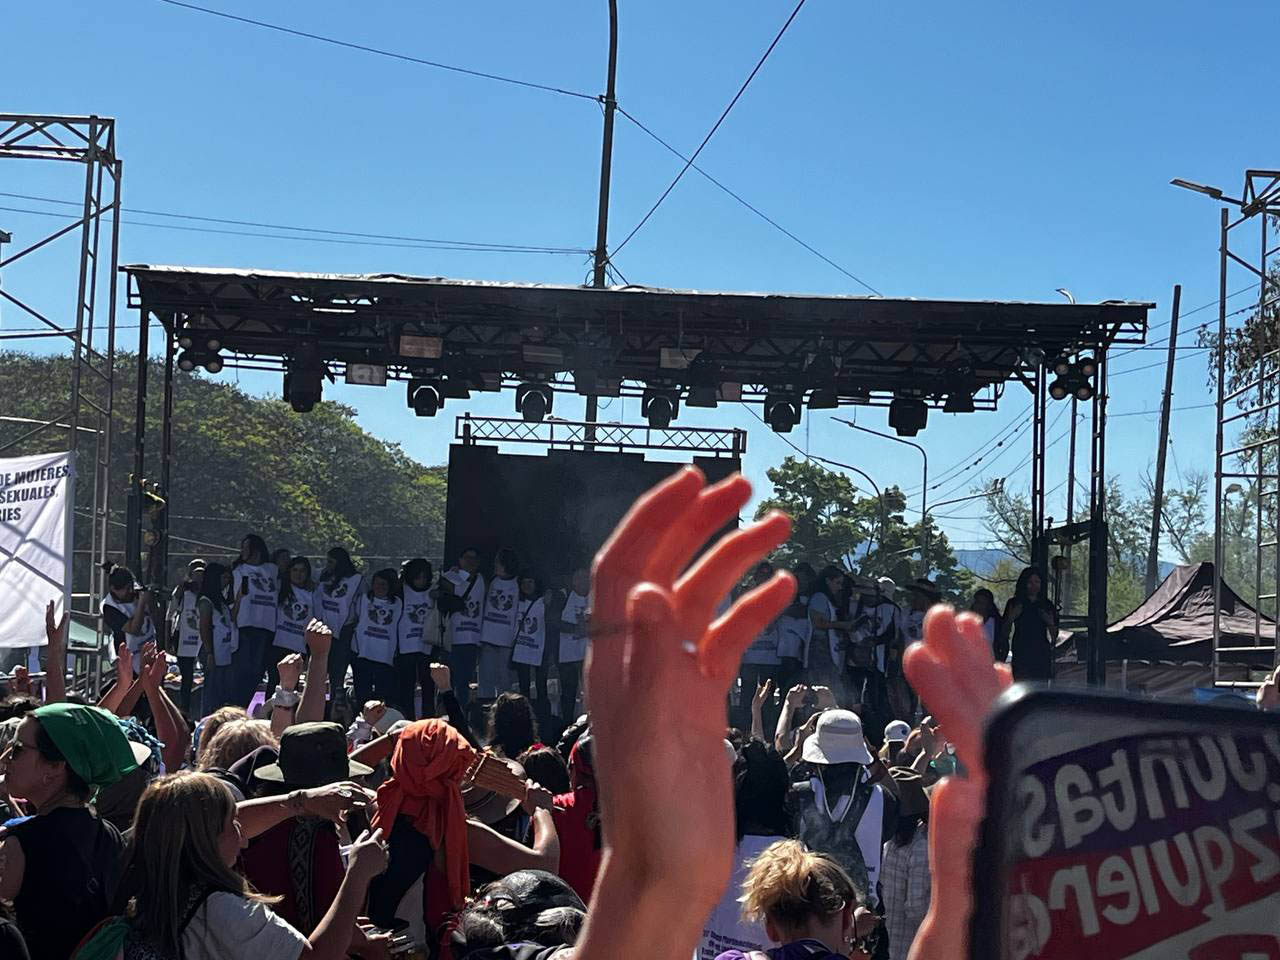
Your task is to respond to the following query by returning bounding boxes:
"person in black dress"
[996,567,1058,682]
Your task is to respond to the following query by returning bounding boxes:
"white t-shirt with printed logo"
[741,620,782,666]
[275,586,314,653]
[558,591,590,664]
[445,570,485,647]
[511,596,547,666]
[175,589,203,657]
[352,594,402,666]
[317,573,363,635]
[479,576,520,648]
[399,585,438,655]
[235,562,279,632]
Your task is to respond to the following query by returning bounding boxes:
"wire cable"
[615,107,881,295]
[609,0,810,259]
[153,0,598,101]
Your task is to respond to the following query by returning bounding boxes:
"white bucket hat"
[801,709,873,766]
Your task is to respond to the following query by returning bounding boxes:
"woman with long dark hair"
[969,588,1001,659]
[316,547,362,719]
[394,558,437,719]
[274,556,315,658]
[997,566,1057,681]
[197,561,239,712]
[808,564,856,692]
[232,534,278,706]
[351,569,402,708]
[100,562,158,674]
[168,560,205,714]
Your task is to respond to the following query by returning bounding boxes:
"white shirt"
[698,833,781,960]
[399,585,438,655]
[445,570,485,646]
[808,592,841,668]
[101,594,157,672]
[198,596,238,667]
[352,594,402,665]
[316,573,363,634]
[174,589,202,657]
[274,585,314,653]
[741,620,782,666]
[776,592,813,665]
[479,576,521,648]
[512,596,547,666]
[558,591,589,663]
[981,616,996,655]
[182,892,307,960]
[235,562,279,632]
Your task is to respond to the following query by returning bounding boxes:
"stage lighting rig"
[685,354,721,409]
[642,387,680,428]
[764,392,801,433]
[888,397,927,436]
[515,382,553,423]
[406,379,443,417]
[1047,354,1096,402]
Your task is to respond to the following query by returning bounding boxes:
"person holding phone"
[100,562,158,675]
[996,566,1057,682]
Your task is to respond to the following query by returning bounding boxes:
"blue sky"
[3,0,1276,557]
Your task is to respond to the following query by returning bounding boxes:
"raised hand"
[1258,666,1280,711]
[784,683,808,707]
[9,666,31,697]
[44,600,68,649]
[752,678,774,711]
[347,827,389,880]
[140,644,168,691]
[115,641,133,686]
[304,618,332,659]
[277,653,303,692]
[522,781,554,814]
[811,684,837,709]
[301,781,376,824]
[429,662,451,692]
[902,605,1012,960]
[582,469,794,937]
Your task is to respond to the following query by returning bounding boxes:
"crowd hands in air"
[7,467,1272,959]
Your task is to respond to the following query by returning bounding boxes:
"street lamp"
[836,416,929,575]
[1170,178,1243,206]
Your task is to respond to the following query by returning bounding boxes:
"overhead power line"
[153,0,598,101]
[616,107,881,295]
[609,0,811,259]
[0,200,588,257]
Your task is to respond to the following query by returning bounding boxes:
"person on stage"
[997,566,1058,681]
[477,547,521,703]
[316,546,362,719]
[101,562,158,676]
[274,556,315,664]
[231,533,278,706]
[441,547,485,710]
[511,572,550,725]
[395,557,438,719]
[556,567,590,725]
[167,559,205,714]
[351,568,403,707]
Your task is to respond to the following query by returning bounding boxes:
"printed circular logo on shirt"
[251,574,274,593]
[183,611,198,631]
[283,600,308,623]
[493,591,515,612]
[330,580,349,598]
[370,605,395,626]
[521,615,539,635]
[465,597,482,619]
[406,603,427,625]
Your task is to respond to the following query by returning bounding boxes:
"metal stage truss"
[1200,170,1280,688]
[122,265,1152,683]
[457,414,746,458]
[0,114,121,693]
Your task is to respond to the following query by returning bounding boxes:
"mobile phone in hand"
[971,686,1280,960]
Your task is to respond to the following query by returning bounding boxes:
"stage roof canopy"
[123,265,1152,410]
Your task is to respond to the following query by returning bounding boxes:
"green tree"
[0,352,448,586]
[754,456,972,603]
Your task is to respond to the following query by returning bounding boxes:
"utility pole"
[1145,284,1181,596]
[1057,289,1077,614]
[586,0,619,447]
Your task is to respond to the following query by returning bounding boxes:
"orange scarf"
[372,719,476,909]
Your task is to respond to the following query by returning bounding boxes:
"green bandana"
[33,703,141,788]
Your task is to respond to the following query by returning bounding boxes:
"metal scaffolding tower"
[1185,171,1280,687]
[0,114,122,693]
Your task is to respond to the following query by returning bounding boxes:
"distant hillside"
[954,547,1177,581]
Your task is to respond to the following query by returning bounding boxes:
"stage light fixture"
[177,332,195,350]
[515,382,552,422]
[1051,356,1072,376]
[204,355,224,375]
[440,377,471,401]
[685,354,721,408]
[1074,381,1095,401]
[177,351,197,372]
[1048,378,1070,401]
[407,380,442,418]
[764,393,801,433]
[943,392,975,413]
[1077,355,1098,377]
[888,397,927,437]
[284,367,323,413]
[205,336,222,352]
[642,388,680,428]
[807,388,839,410]
[573,367,600,396]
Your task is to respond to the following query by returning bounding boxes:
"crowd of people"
[2,469,1274,960]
